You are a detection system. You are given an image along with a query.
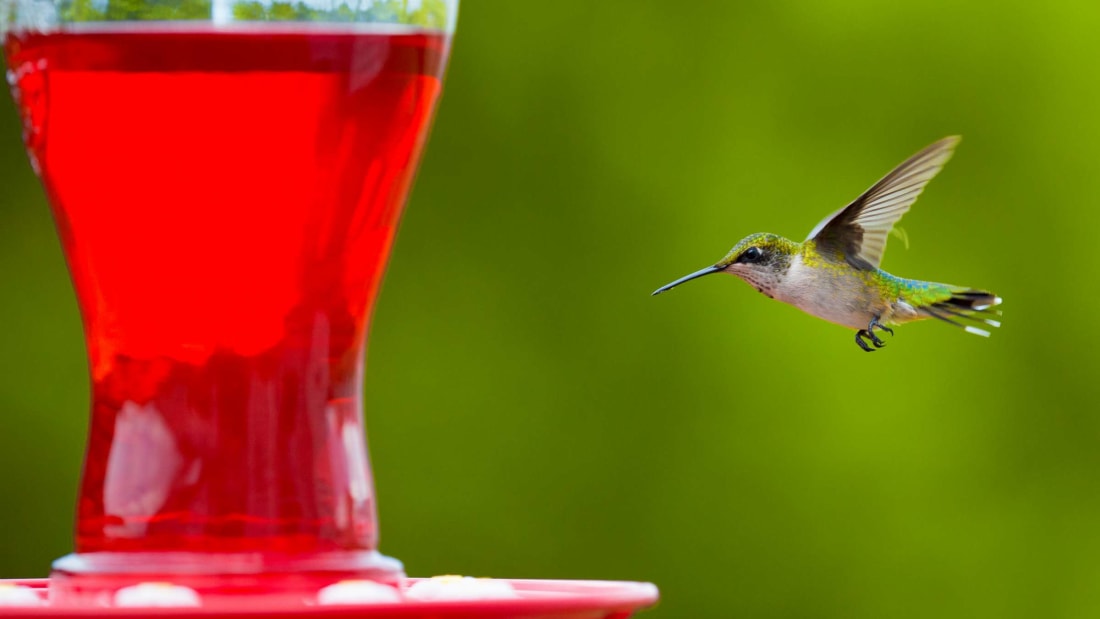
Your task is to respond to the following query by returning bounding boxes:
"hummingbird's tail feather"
[921,288,1002,337]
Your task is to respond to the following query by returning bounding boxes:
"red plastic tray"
[0,578,658,618]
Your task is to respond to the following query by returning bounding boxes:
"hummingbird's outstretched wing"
[807,136,960,270]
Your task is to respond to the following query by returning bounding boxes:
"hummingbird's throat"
[737,273,776,299]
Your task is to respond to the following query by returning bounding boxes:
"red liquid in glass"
[4,27,448,557]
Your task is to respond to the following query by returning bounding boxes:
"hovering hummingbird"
[652,136,1001,352]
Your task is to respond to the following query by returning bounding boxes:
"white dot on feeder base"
[317,580,403,605]
[405,576,519,601]
[0,583,43,606]
[113,582,201,607]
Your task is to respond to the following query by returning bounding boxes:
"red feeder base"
[0,578,659,618]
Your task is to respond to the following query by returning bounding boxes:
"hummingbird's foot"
[868,330,887,347]
[855,330,878,352]
[869,317,894,338]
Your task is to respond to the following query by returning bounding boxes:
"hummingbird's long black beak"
[651,265,724,296]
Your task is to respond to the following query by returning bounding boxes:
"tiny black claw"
[869,330,886,348]
[855,330,875,352]
[869,316,894,338]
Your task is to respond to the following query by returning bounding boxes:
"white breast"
[772,255,874,330]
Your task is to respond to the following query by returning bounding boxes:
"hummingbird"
[652,136,1002,352]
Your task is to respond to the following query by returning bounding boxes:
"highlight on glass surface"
[2,0,457,604]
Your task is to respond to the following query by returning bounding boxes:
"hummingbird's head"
[652,233,798,296]
[715,233,797,293]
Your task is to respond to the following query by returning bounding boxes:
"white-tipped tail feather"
[922,288,1003,337]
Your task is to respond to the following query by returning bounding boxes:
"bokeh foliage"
[55,0,449,25]
[2,2,1100,618]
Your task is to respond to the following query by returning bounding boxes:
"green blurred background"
[3,1,1100,618]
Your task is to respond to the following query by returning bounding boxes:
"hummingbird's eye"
[740,247,762,263]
